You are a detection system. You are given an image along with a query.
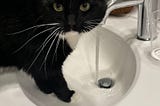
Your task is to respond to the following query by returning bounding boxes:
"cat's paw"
[56,90,75,103]
[40,88,53,94]
[36,84,53,94]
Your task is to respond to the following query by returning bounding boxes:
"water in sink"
[62,26,137,106]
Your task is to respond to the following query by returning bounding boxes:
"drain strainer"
[98,78,114,89]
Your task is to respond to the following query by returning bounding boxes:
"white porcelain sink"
[12,26,137,106]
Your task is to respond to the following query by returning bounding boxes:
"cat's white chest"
[63,31,80,49]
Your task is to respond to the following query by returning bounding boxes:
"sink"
[63,26,138,106]
[15,26,138,106]
[0,26,138,106]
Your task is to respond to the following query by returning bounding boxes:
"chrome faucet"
[102,0,158,41]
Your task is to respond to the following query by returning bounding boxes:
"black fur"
[0,0,107,102]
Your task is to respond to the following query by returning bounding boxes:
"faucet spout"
[103,0,144,24]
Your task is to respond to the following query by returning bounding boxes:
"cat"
[0,0,107,103]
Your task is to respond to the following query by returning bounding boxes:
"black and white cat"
[0,0,107,102]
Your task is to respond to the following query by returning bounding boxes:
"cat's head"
[37,0,107,34]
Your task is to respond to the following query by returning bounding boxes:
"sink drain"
[151,48,160,61]
[98,78,114,89]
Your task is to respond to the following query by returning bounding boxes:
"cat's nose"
[68,14,76,26]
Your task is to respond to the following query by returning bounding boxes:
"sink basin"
[63,26,138,106]
[0,26,138,106]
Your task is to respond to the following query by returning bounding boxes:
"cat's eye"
[53,3,64,12]
[80,3,90,12]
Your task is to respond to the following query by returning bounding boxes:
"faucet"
[102,0,158,41]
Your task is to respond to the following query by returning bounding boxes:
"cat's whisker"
[85,19,101,22]
[12,26,56,54]
[25,15,45,37]
[82,22,98,32]
[85,18,103,25]
[81,25,88,33]
[83,30,87,33]
[83,25,92,31]
[84,22,99,31]
[58,30,66,56]
[27,27,61,71]
[85,20,100,25]
[40,29,61,71]
[52,31,61,61]
[38,28,61,73]
[90,23,97,27]
[87,25,95,29]
[62,32,66,56]
[35,27,61,52]
[85,21,100,25]
[85,21,99,25]
[8,23,60,35]
[41,31,60,78]
[43,61,48,79]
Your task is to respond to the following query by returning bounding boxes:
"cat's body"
[0,0,107,102]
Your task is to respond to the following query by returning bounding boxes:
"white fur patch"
[60,31,80,49]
